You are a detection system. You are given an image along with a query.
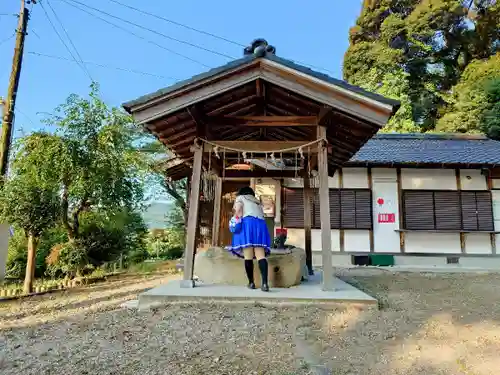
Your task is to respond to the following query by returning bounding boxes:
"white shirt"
[233,195,265,219]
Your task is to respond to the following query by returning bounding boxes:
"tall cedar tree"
[344,0,500,133]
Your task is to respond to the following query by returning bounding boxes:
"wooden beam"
[159,127,196,143]
[211,177,223,246]
[256,79,265,114]
[206,95,258,117]
[187,105,211,139]
[204,141,319,153]
[318,126,334,291]
[317,105,332,124]
[181,143,203,288]
[303,174,313,275]
[207,115,318,127]
[221,169,301,178]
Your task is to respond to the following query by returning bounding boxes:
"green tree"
[480,78,500,139]
[344,0,500,132]
[16,84,150,241]
[437,53,500,134]
[0,177,60,293]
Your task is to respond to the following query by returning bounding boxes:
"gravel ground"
[1,269,500,375]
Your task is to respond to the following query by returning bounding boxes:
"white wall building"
[260,133,500,269]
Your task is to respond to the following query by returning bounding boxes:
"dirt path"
[1,270,500,375]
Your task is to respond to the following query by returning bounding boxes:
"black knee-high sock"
[244,260,254,283]
[258,258,268,285]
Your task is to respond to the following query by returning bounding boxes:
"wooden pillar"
[396,168,405,253]
[274,179,282,229]
[303,174,313,275]
[250,178,256,191]
[181,142,203,288]
[318,127,334,291]
[456,169,466,253]
[368,167,375,252]
[487,171,497,254]
[211,177,223,246]
[338,168,345,252]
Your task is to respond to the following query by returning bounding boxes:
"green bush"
[46,241,90,278]
[5,229,27,279]
[5,226,68,279]
[7,208,149,280]
[126,247,150,265]
[160,246,183,260]
[80,209,148,265]
[44,209,149,277]
[148,228,184,260]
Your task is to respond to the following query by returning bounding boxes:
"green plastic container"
[369,254,395,266]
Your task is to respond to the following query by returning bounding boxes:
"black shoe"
[248,282,256,290]
[261,283,269,292]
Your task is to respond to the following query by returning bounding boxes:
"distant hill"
[142,200,174,229]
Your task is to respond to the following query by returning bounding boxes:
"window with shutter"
[475,192,494,231]
[434,191,461,230]
[340,190,356,229]
[282,188,372,229]
[328,190,341,229]
[461,191,479,231]
[283,188,305,228]
[461,191,494,231]
[354,190,372,229]
[403,190,494,232]
[314,189,371,229]
[403,191,435,230]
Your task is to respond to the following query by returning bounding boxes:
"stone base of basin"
[193,247,306,288]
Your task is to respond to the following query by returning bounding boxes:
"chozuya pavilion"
[123,39,399,295]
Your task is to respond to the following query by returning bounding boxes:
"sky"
[0,0,363,137]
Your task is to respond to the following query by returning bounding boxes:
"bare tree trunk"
[61,185,75,240]
[23,233,38,294]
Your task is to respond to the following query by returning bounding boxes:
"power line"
[104,0,337,76]
[105,0,245,48]
[0,34,15,47]
[39,0,93,81]
[15,107,37,128]
[62,0,237,60]
[58,0,212,68]
[27,51,178,80]
[44,0,94,81]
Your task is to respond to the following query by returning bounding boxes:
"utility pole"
[0,0,30,178]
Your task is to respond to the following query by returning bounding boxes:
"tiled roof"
[350,133,500,166]
[123,54,400,110]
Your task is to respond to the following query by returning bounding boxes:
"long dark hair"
[237,186,255,197]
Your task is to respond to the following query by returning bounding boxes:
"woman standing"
[227,186,271,291]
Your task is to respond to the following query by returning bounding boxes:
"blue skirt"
[227,216,271,258]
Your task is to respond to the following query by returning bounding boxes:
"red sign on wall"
[378,213,395,223]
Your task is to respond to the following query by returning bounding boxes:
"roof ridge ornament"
[243,38,276,57]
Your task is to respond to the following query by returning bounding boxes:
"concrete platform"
[138,271,377,309]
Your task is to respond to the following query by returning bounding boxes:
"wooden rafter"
[207,115,319,127]
[187,105,211,139]
[206,95,257,116]
[256,79,265,114]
